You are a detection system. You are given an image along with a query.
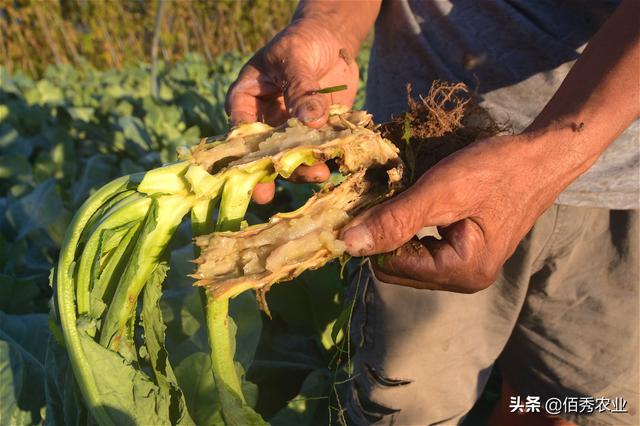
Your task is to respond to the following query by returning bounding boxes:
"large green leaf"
[44,335,88,426]
[0,155,32,185]
[141,262,194,425]
[174,352,224,426]
[5,179,70,246]
[0,312,49,425]
[270,368,333,426]
[75,330,194,426]
[0,124,33,157]
[71,154,119,206]
[0,274,41,314]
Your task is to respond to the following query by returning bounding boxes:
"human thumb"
[341,191,427,256]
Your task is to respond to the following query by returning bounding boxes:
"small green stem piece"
[206,297,245,403]
[314,84,348,94]
[216,169,268,231]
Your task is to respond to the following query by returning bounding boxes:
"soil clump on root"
[380,81,506,182]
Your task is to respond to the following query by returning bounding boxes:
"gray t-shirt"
[365,0,639,209]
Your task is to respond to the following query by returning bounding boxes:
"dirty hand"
[338,0,638,292]
[225,19,359,204]
[341,134,563,293]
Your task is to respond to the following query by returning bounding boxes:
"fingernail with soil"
[296,99,324,123]
[342,224,374,256]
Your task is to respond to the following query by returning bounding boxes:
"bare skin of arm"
[225,0,381,203]
[341,0,640,293]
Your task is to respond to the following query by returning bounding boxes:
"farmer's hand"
[341,0,639,292]
[225,1,380,203]
[225,18,360,204]
[341,134,565,293]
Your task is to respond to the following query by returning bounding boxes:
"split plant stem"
[56,174,143,425]
[192,179,263,423]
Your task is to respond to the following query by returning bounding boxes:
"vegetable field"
[0,50,369,425]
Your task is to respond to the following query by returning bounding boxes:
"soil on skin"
[379,81,506,182]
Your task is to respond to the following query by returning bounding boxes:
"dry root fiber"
[380,81,505,181]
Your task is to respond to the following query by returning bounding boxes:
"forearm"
[293,0,381,57]
[524,0,639,194]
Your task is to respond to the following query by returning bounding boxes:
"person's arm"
[225,0,380,203]
[342,0,639,292]
[525,0,639,187]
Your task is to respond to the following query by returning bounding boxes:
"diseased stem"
[56,107,396,425]
[75,194,151,315]
[100,194,194,350]
[195,173,266,423]
[192,193,248,406]
[216,168,269,231]
[56,174,142,425]
[191,197,218,237]
[90,221,142,318]
[206,296,245,403]
[193,224,251,420]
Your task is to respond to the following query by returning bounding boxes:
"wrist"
[522,117,604,175]
[292,17,361,58]
[292,1,380,58]
[512,123,599,201]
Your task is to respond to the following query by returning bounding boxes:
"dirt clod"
[380,81,506,182]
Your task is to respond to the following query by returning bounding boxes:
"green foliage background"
[1,0,297,77]
[0,3,371,421]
